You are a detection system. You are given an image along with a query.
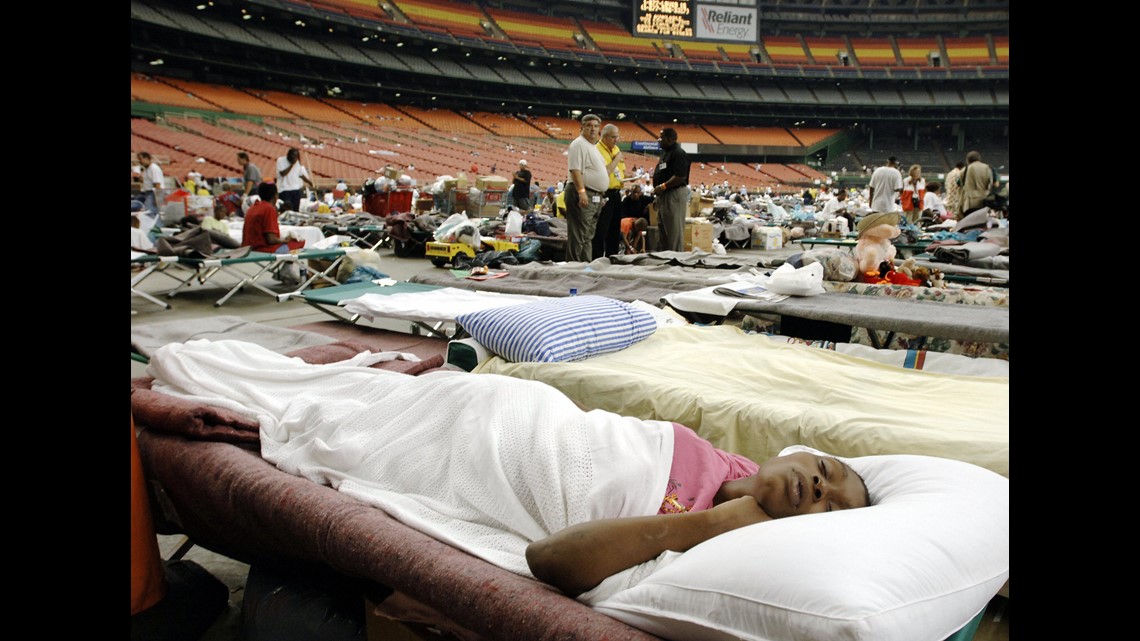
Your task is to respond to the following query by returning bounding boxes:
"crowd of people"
[134,129,1005,272]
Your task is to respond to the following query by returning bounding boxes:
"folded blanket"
[130,379,261,446]
[146,339,675,576]
[930,241,1003,264]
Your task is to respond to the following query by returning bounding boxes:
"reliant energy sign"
[633,0,759,44]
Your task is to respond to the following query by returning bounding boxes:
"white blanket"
[147,339,675,576]
[341,286,544,324]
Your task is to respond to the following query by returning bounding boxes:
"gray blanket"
[131,315,338,358]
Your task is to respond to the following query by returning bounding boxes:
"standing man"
[511,159,532,211]
[137,151,165,225]
[593,123,626,258]
[959,150,994,217]
[943,160,965,219]
[237,151,262,212]
[563,114,610,262]
[867,156,903,214]
[651,128,691,252]
[276,147,315,213]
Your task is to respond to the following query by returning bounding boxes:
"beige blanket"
[476,325,1009,478]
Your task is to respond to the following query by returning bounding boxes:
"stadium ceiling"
[131,0,1008,128]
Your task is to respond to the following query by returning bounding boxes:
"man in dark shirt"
[619,184,653,221]
[651,128,692,252]
[512,159,533,211]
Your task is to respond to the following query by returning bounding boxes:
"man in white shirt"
[867,156,903,214]
[564,114,610,262]
[820,188,853,232]
[138,151,165,224]
[276,147,315,213]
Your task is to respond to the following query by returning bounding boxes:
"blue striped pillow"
[456,295,657,363]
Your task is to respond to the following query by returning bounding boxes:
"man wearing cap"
[593,123,627,258]
[512,159,532,211]
[564,114,610,262]
[867,156,903,214]
[652,128,691,252]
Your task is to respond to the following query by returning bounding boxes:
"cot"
[131,253,180,310]
[795,236,933,258]
[160,247,356,307]
[131,322,1005,641]
[407,256,1010,354]
[475,323,1009,478]
[320,223,389,250]
[291,280,544,339]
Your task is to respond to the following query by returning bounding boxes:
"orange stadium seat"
[635,122,721,145]
[484,6,580,50]
[896,38,940,66]
[943,37,992,66]
[390,0,488,38]
[579,19,662,57]
[701,126,801,147]
[158,78,297,118]
[788,128,841,147]
[132,74,221,112]
[992,36,1008,64]
[804,37,847,65]
[850,37,898,66]
[763,36,809,64]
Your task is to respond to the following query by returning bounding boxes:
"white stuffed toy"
[854,212,902,276]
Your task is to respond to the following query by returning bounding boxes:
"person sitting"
[200,203,232,235]
[922,182,949,221]
[241,182,305,254]
[621,216,648,254]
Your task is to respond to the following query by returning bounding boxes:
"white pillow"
[456,295,656,363]
[591,445,1009,641]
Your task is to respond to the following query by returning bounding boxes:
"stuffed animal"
[929,269,947,289]
[854,212,902,276]
[912,265,932,285]
[896,256,917,278]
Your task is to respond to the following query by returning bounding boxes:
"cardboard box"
[415,197,434,213]
[684,218,713,252]
[648,201,659,226]
[384,166,400,180]
[478,203,501,218]
[482,189,506,204]
[476,175,510,191]
[755,226,784,250]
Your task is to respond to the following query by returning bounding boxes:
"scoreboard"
[632,0,759,44]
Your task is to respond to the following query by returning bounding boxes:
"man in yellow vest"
[593,123,626,258]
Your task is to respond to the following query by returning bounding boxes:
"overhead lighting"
[149,58,164,66]
[195,4,207,9]
[242,13,251,20]
[570,109,582,117]
[295,20,305,26]
[362,36,370,42]
[396,42,404,47]
[431,47,438,52]
[617,113,625,120]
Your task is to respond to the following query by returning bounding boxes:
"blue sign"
[631,141,661,152]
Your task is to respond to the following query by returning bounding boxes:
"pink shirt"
[658,423,758,514]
